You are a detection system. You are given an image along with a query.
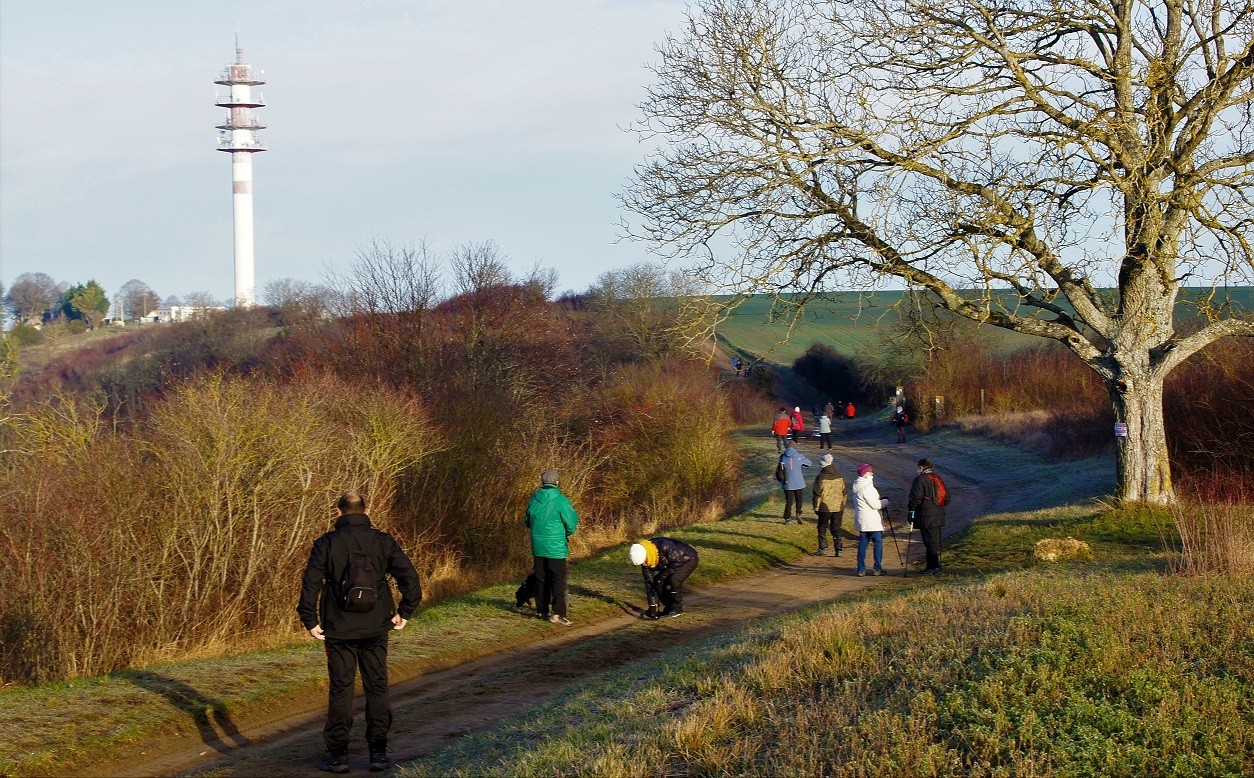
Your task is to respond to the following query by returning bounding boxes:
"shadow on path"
[117,670,251,753]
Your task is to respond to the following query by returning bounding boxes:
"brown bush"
[1167,502,1253,577]
[0,253,760,684]
[0,374,440,684]
[1163,338,1254,501]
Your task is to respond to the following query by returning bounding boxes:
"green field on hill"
[714,287,1254,366]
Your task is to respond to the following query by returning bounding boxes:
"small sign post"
[1114,422,1128,438]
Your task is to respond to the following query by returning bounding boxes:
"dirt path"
[110,417,1108,777]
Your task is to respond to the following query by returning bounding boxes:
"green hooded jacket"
[525,484,579,558]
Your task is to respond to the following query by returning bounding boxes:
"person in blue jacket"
[779,437,812,525]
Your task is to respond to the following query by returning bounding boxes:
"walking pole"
[903,509,914,578]
[886,507,903,571]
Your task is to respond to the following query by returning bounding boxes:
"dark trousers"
[920,525,943,570]
[324,632,391,754]
[649,557,699,612]
[819,433,832,449]
[817,510,842,551]
[783,489,804,523]
[533,556,569,618]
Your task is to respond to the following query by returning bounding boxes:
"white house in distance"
[157,305,228,323]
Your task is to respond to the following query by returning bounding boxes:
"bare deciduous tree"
[586,262,703,360]
[4,272,61,325]
[624,0,1254,503]
[117,279,160,322]
[325,238,444,386]
[262,277,336,322]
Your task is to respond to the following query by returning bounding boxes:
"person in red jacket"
[298,491,423,774]
[845,401,856,419]
[790,406,806,441]
[771,407,792,452]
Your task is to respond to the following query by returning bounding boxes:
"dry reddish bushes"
[0,257,743,683]
[908,335,1253,499]
[0,375,438,684]
[1162,338,1254,501]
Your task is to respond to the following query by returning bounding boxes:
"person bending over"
[629,537,699,618]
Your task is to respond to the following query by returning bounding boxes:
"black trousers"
[324,632,391,754]
[817,510,843,551]
[819,433,832,449]
[533,556,569,618]
[649,557,699,612]
[783,489,804,522]
[920,525,943,570]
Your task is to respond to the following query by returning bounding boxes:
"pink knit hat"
[857,464,873,477]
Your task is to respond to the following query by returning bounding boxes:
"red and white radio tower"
[215,40,266,307]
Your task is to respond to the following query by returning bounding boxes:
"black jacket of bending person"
[297,513,423,640]
[642,538,698,589]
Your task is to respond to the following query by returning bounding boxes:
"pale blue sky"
[0,1,687,303]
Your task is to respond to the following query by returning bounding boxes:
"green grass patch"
[713,289,1254,367]
[404,506,1252,777]
[942,502,1175,575]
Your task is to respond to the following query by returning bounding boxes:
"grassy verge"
[404,505,1253,777]
[0,432,811,777]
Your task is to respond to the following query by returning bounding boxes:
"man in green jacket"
[525,469,579,626]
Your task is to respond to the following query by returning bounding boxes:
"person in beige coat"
[811,453,847,556]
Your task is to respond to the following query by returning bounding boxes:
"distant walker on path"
[771,407,792,452]
[778,438,812,525]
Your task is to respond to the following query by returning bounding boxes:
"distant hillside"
[715,287,1254,365]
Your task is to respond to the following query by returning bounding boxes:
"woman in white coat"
[850,463,889,575]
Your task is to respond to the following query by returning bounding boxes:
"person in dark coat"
[629,537,699,618]
[892,405,909,443]
[298,491,423,774]
[907,458,949,574]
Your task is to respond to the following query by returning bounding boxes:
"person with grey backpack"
[777,437,812,525]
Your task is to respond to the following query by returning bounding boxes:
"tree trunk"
[1110,364,1173,504]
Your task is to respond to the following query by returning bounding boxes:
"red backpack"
[925,473,949,506]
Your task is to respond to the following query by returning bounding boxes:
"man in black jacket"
[907,458,949,575]
[298,491,422,774]
[629,537,699,618]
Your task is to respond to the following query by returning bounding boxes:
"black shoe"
[812,550,826,556]
[318,753,351,774]
[369,750,394,771]
[835,549,842,557]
